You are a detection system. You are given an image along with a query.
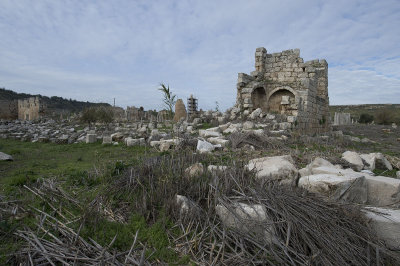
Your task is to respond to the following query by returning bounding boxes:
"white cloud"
[0,0,399,110]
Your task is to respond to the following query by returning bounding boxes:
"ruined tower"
[236,47,330,134]
[187,94,198,117]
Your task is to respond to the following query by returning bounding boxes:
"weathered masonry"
[236,47,331,133]
[18,96,46,121]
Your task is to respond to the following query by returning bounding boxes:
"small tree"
[80,106,114,127]
[97,106,114,123]
[375,109,395,125]
[81,107,97,126]
[158,83,176,119]
[359,113,374,124]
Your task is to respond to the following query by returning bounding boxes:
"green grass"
[373,169,398,178]
[198,122,214,130]
[0,139,152,193]
[0,138,194,264]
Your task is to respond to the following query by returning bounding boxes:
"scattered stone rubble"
[2,115,400,250]
[174,150,400,250]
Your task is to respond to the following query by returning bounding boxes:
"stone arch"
[251,87,268,112]
[267,87,297,115]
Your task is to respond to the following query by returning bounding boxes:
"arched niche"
[267,88,296,114]
[251,87,268,112]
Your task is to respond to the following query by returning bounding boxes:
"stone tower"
[236,47,330,134]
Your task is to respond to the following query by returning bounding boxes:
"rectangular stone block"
[102,136,112,144]
[86,134,97,143]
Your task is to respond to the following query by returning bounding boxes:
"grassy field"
[0,139,193,264]
[330,104,400,124]
[0,139,153,190]
[1,127,399,264]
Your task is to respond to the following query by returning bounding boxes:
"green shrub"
[359,113,374,124]
[80,107,114,125]
[375,109,395,125]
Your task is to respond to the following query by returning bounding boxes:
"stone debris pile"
[175,151,400,251]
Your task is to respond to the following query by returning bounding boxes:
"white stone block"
[86,134,97,143]
[299,174,367,204]
[364,175,400,206]
[364,207,400,249]
[246,155,298,183]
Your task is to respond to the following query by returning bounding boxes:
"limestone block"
[287,116,297,123]
[199,129,221,138]
[364,207,400,249]
[279,122,291,130]
[243,121,255,130]
[150,140,161,148]
[102,136,112,144]
[249,108,262,119]
[246,155,298,183]
[86,134,97,143]
[207,137,229,147]
[298,174,367,204]
[126,138,140,147]
[360,153,392,171]
[175,195,200,217]
[159,141,171,152]
[196,139,215,153]
[364,175,400,206]
[111,132,124,141]
[241,87,253,94]
[0,152,13,161]
[342,151,364,171]
[185,163,204,178]
[243,128,265,136]
[311,166,363,178]
[299,157,335,177]
[216,203,273,243]
[218,123,231,132]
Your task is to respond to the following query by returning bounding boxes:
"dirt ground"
[335,124,400,156]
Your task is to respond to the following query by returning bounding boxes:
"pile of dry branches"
[169,176,400,265]
[6,179,153,265]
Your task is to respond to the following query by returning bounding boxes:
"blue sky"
[0,0,399,111]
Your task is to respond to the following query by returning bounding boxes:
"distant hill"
[0,88,111,113]
[330,104,400,124]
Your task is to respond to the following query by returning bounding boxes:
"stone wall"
[236,47,331,134]
[0,100,18,119]
[18,97,45,121]
[334,112,351,125]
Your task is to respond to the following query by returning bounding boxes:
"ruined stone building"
[18,97,46,120]
[126,106,146,121]
[236,47,330,133]
[187,95,198,117]
[126,106,157,122]
[333,112,351,126]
